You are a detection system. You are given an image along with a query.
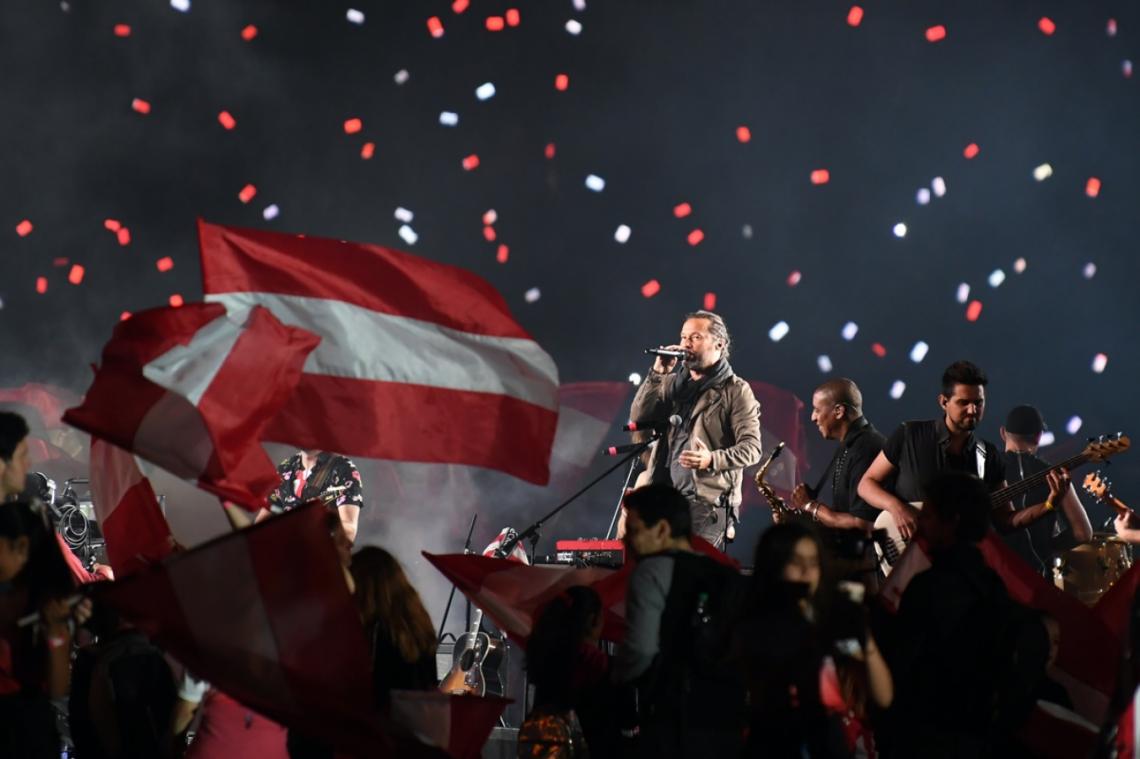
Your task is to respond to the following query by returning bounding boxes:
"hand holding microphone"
[645,344,688,374]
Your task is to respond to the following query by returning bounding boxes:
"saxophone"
[753,442,791,520]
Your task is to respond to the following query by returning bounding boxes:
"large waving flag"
[63,303,320,507]
[198,220,560,485]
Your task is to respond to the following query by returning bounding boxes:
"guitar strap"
[301,454,338,503]
[976,442,986,481]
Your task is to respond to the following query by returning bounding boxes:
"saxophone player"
[788,378,885,534]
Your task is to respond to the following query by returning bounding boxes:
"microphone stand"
[496,432,660,560]
[606,456,643,540]
[437,513,478,642]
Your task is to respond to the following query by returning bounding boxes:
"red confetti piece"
[703,292,717,310]
[687,229,705,246]
[1086,177,1101,197]
[218,111,236,130]
[238,184,257,203]
[496,245,509,263]
[360,142,375,159]
[810,169,830,185]
[15,220,33,237]
[925,25,946,42]
[673,202,692,218]
[169,294,184,308]
[117,228,131,246]
[544,143,556,159]
[156,256,174,272]
[554,74,569,91]
[52,258,69,267]
[1038,17,1056,36]
[241,24,258,41]
[870,342,887,357]
[505,8,520,26]
[736,126,752,143]
[462,154,480,171]
[1107,19,1118,37]
[113,24,131,37]
[451,0,469,13]
[482,210,497,226]
[131,98,151,114]
[35,277,47,294]
[641,279,661,298]
[427,16,444,38]
[963,142,980,159]
[68,264,85,285]
[344,118,362,134]
[104,219,121,231]
[120,311,132,321]
[787,270,802,286]
[847,6,864,27]
[966,300,983,322]
[483,226,497,242]
[486,16,505,31]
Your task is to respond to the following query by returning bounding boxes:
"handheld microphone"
[623,415,684,432]
[644,348,689,359]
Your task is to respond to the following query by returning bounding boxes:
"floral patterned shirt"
[267,451,364,513]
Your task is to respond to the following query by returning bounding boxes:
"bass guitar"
[1082,471,1133,517]
[439,608,506,697]
[873,433,1130,576]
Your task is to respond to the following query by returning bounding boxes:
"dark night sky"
[3,0,1139,536]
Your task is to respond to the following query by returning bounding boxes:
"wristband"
[1044,498,1055,512]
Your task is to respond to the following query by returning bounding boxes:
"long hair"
[526,586,602,708]
[0,500,74,605]
[351,547,436,664]
[745,522,829,618]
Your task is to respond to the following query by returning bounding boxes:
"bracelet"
[806,501,821,521]
[1044,498,1055,512]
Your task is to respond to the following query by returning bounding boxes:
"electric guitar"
[1082,471,1133,517]
[439,609,506,697]
[873,433,1130,576]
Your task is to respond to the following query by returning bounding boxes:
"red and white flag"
[64,302,321,507]
[198,220,560,485]
[93,503,389,755]
[425,537,737,645]
[89,438,176,577]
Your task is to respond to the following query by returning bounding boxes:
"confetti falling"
[496,245,509,263]
[889,380,906,399]
[1033,163,1053,181]
[925,25,946,43]
[262,204,279,220]
[687,229,705,246]
[965,300,983,321]
[703,292,716,310]
[346,9,365,25]
[846,6,863,27]
[218,111,236,130]
[524,288,541,304]
[841,322,858,341]
[768,321,790,342]
[554,73,569,91]
[1083,262,1097,279]
[870,342,887,358]
[817,355,833,373]
[395,207,414,223]
[475,82,496,100]
[736,126,752,143]
[343,118,362,134]
[810,169,830,185]
[585,174,605,192]
[987,269,1005,287]
[963,143,979,159]
[673,202,692,218]
[240,24,258,41]
[1086,177,1101,198]
[462,154,480,170]
[113,24,131,37]
[439,111,459,126]
[1066,415,1083,435]
[169,294,184,307]
[641,279,661,298]
[68,264,85,285]
[909,341,929,363]
[892,222,907,238]
[566,20,582,35]
[1092,353,1108,374]
[427,17,445,38]
[15,220,33,237]
[238,184,257,203]
[156,257,174,272]
[360,142,375,159]
[1038,17,1056,36]
[956,283,970,303]
[131,98,151,115]
[614,224,631,243]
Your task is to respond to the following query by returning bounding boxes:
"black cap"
[1005,405,1046,436]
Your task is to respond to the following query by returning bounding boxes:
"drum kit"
[1051,471,1134,605]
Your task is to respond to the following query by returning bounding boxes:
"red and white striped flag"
[198,220,560,485]
[64,302,321,507]
[89,438,176,577]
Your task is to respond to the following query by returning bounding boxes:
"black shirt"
[816,417,885,523]
[882,418,1006,503]
[1000,450,1075,574]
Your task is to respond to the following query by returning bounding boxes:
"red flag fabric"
[389,691,509,759]
[63,303,320,507]
[425,537,735,645]
[1094,561,1140,642]
[92,504,386,754]
[89,438,176,576]
[198,220,560,485]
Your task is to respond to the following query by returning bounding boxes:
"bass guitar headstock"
[1083,433,1130,462]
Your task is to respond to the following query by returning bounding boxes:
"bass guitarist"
[857,360,1051,544]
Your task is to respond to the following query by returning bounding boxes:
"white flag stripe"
[207,292,559,410]
[142,309,247,406]
[90,439,145,523]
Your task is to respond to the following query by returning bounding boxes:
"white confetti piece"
[614,224,631,243]
[1066,416,1082,435]
[742,224,753,239]
[932,177,947,197]
[1033,163,1053,181]
[1039,431,1055,447]
[1092,353,1108,373]
[394,69,410,85]
[398,224,418,245]
[916,188,931,205]
[909,341,929,363]
[889,380,906,399]
[439,111,459,126]
[1083,262,1097,279]
[170,0,190,12]
[892,222,907,238]
[1014,257,1027,273]
[585,174,605,192]
[956,283,970,303]
[768,321,790,342]
[346,8,364,24]
[262,204,279,220]
[475,82,496,101]
[628,372,642,385]
[841,322,858,341]
[817,355,833,373]
[566,19,582,35]
[988,269,1005,287]
[525,287,541,303]
[394,207,414,223]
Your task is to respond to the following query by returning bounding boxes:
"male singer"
[629,310,761,548]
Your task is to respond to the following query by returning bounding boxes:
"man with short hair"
[614,484,742,757]
[630,310,761,549]
[789,378,884,534]
[0,411,31,500]
[1000,405,1092,574]
[858,360,1047,542]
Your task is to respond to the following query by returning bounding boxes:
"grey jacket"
[629,366,762,510]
